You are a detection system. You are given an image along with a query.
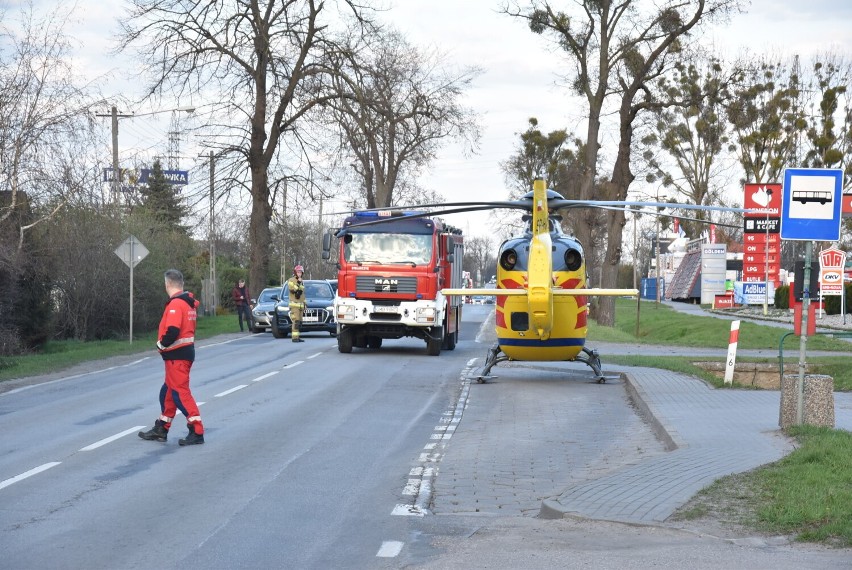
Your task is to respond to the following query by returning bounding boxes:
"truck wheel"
[367,336,382,349]
[272,324,284,339]
[443,315,457,351]
[426,326,443,356]
[338,329,353,353]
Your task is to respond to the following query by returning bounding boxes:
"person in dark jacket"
[232,278,252,331]
[138,269,205,446]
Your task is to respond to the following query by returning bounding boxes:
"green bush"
[775,285,789,310]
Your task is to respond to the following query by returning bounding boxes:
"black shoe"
[179,430,205,446]
[292,338,304,343]
[138,420,169,442]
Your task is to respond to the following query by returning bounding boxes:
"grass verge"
[673,426,852,547]
[0,314,239,383]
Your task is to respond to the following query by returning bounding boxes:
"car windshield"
[343,232,432,265]
[258,288,280,303]
[283,281,334,300]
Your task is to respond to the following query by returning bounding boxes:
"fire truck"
[321,210,464,355]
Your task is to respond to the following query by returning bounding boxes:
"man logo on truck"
[375,278,398,292]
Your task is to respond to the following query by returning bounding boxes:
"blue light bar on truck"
[352,210,426,218]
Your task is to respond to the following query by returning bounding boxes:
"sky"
[15,0,852,239]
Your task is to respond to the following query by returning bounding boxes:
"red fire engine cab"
[321,210,464,355]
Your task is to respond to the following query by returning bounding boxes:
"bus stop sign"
[780,168,844,241]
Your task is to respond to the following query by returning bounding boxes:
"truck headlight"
[416,307,436,323]
[337,305,355,320]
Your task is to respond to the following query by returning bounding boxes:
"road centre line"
[0,462,62,491]
[282,361,304,369]
[252,371,278,382]
[214,385,248,398]
[376,540,404,558]
[79,426,147,451]
[307,352,322,359]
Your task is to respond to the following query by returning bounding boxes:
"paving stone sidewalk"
[541,365,852,524]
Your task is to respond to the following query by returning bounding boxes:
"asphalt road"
[2,305,850,569]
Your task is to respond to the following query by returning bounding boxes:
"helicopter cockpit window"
[343,232,433,265]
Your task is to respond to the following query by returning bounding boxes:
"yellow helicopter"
[441,179,635,382]
[336,179,748,383]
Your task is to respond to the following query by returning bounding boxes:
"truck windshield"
[344,232,433,265]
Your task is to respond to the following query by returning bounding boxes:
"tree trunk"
[596,101,636,327]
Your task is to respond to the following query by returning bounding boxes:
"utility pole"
[208,151,217,315]
[280,179,288,284]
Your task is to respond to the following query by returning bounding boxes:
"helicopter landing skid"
[470,345,610,384]
[575,347,607,383]
[465,344,508,383]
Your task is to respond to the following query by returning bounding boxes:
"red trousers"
[160,359,204,434]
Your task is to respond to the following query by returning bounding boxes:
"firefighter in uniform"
[287,264,306,342]
[138,269,205,446]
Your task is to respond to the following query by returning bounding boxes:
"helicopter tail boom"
[441,288,639,297]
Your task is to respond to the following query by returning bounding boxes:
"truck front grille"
[355,276,418,294]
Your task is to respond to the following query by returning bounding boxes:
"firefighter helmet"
[294,264,304,273]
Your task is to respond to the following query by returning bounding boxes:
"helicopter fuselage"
[494,229,588,361]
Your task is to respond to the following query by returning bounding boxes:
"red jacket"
[232,285,250,307]
[158,291,199,361]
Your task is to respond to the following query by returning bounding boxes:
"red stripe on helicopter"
[556,278,588,330]
[495,278,524,329]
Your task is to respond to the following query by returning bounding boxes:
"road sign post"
[114,235,149,344]
[780,168,843,426]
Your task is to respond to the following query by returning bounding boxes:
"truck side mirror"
[321,232,333,260]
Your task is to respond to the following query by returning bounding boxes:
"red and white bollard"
[724,320,740,385]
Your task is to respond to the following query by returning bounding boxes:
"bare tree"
[0,5,101,250]
[462,235,495,286]
[328,26,480,208]
[119,0,374,291]
[508,0,739,325]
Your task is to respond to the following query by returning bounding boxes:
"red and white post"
[724,320,740,385]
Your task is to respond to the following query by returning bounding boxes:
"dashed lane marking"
[282,361,304,369]
[79,426,147,451]
[391,358,474,516]
[214,385,248,398]
[376,541,404,558]
[0,462,62,491]
[252,371,278,382]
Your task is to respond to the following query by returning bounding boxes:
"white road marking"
[80,426,147,451]
[307,352,322,359]
[402,479,420,496]
[214,385,247,397]
[391,504,426,517]
[0,462,62,491]
[252,371,278,382]
[393,361,475,517]
[282,361,304,369]
[1,357,152,397]
[376,541,404,558]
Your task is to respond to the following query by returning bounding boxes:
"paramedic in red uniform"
[138,269,205,446]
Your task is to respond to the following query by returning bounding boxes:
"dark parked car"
[272,279,337,339]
